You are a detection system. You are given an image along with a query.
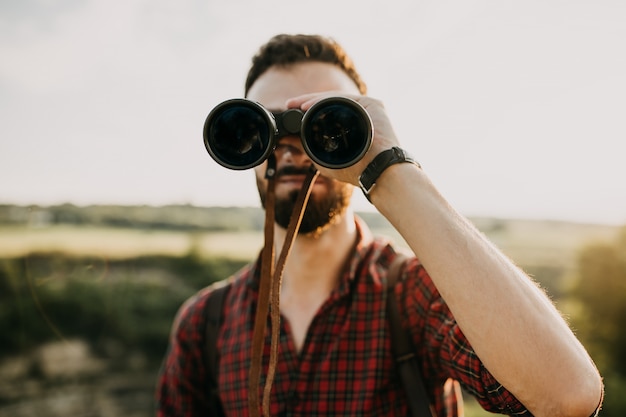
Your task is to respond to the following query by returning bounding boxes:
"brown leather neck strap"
[249,160,320,417]
[248,157,277,417]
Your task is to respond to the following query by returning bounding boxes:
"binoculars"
[203,97,373,170]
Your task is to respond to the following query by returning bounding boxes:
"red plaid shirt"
[157,218,530,416]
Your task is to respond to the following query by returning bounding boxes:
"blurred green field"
[1,204,618,268]
[1,216,617,268]
[0,225,263,260]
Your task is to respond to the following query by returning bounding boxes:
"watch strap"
[359,147,421,202]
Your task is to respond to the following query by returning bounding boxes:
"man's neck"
[274,208,358,299]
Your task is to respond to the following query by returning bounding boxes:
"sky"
[1,0,625,225]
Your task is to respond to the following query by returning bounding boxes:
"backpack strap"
[204,282,231,417]
[386,254,436,417]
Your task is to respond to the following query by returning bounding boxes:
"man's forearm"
[370,162,603,417]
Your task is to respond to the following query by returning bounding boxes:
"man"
[157,34,603,417]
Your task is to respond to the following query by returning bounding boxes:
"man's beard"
[257,166,353,235]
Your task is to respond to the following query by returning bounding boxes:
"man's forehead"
[246,62,360,109]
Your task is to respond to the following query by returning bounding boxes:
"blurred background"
[1,0,625,416]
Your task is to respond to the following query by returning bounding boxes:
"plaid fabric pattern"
[157,219,530,417]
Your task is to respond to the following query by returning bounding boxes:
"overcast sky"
[1,0,625,225]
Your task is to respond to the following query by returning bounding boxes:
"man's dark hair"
[244,34,367,96]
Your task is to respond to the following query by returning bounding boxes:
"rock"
[35,339,106,380]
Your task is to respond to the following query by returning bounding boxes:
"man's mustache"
[276,165,316,178]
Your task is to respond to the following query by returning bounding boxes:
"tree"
[569,226,626,416]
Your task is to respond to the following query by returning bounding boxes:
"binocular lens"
[204,100,274,170]
[203,97,372,170]
[302,100,372,168]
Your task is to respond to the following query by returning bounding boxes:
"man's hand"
[286,92,401,186]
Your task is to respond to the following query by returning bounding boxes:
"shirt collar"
[246,215,370,285]
[244,215,390,297]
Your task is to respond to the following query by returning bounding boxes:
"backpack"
[204,255,438,417]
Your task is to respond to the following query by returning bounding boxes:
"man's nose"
[274,142,307,162]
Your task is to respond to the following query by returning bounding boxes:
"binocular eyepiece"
[203,97,373,170]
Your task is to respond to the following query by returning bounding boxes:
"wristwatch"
[358,146,421,202]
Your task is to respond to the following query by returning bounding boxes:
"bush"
[0,252,248,364]
[569,226,626,416]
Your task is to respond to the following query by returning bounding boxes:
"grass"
[0,220,618,281]
[0,225,263,260]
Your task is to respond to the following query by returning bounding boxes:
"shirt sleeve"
[156,287,214,417]
[399,258,532,416]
